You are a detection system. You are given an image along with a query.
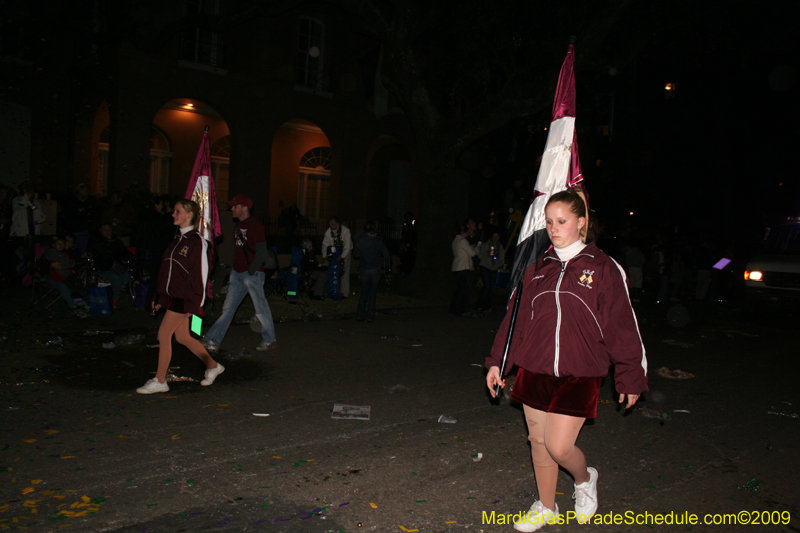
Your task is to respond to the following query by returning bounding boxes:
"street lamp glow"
[629,211,634,216]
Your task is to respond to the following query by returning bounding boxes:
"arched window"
[97,126,110,195]
[300,146,331,170]
[149,126,173,194]
[298,146,332,220]
[210,135,230,208]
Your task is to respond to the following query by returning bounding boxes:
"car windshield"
[763,224,800,255]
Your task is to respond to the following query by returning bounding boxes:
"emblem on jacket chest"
[578,269,594,288]
[180,245,189,257]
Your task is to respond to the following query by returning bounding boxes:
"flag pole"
[494,36,580,397]
[495,280,523,397]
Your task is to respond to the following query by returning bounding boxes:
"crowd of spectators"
[0,181,177,316]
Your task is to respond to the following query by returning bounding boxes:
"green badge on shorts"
[191,315,202,336]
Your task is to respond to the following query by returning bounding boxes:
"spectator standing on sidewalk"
[353,220,390,322]
[450,223,478,316]
[322,216,352,298]
[624,244,646,302]
[300,238,329,300]
[137,199,222,394]
[202,195,277,353]
[476,231,504,312]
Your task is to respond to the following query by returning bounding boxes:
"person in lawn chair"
[42,235,88,318]
[88,223,135,310]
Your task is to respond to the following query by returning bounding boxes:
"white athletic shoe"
[256,340,277,351]
[201,364,225,386]
[513,500,560,532]
[573,467,599,521]
[201,338,219,353]
[136,378,169,395]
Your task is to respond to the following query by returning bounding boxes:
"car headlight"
[744,270,763,281]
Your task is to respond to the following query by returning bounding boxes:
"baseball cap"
[227,194,253,209]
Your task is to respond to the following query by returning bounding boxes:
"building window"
[300,146,331,170]
[150,126,173,194]
[295,17,325,90]
[210,135,230,210]
[181,0,225,67]
[299,146,332,220]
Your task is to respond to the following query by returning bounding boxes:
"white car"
[744,222,800,302]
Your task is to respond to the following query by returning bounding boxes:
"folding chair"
[264,268,289,298]
[27,245,63,309]
[263,246,290,298]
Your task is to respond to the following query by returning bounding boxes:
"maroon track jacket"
[486,243,648,395]
[155,227,209,316]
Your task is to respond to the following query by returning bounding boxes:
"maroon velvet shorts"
[165,297,186,314]
[511,368,602,418]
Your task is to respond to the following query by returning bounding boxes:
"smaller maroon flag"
[185,128,222,303]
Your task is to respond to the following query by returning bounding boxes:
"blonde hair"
[176,198,201,226]
[546,190,590,243]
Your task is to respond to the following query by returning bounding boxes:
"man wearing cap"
[202,195,277,353]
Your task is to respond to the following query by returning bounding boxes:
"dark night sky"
[472,2,799,247]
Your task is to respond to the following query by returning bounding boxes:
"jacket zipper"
[546,250,595,377]
[166,233,184,296]
[553,259,567,376]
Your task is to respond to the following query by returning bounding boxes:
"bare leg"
[544,412,590,484]
[155,310,185,383]
[174,315,218,370]
[523,405,559,511]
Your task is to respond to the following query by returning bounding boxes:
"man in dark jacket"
[300,238,329,300]
[352,221,390,322]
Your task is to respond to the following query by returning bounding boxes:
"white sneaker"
[573,467,599,521]
[201,338,219,353]
[513,500,560,532]
[201,364,225,386]
[136,378,169,395]
[256,340,277,351]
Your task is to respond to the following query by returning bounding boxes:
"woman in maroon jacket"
[136,199,224,394]
[486,191,648,532]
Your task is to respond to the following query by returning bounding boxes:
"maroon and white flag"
[185,128,222,304]
[507,43,585,294]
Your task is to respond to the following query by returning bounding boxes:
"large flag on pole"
[506,42,585,294]
[185,126,222,302]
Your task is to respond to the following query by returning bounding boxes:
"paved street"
[2,292,799,532]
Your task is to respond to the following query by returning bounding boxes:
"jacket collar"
[544,241,598,262]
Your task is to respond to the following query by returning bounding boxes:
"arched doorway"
[96,125,173,196]
[269,119,331,222]
[152,99,230,197]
